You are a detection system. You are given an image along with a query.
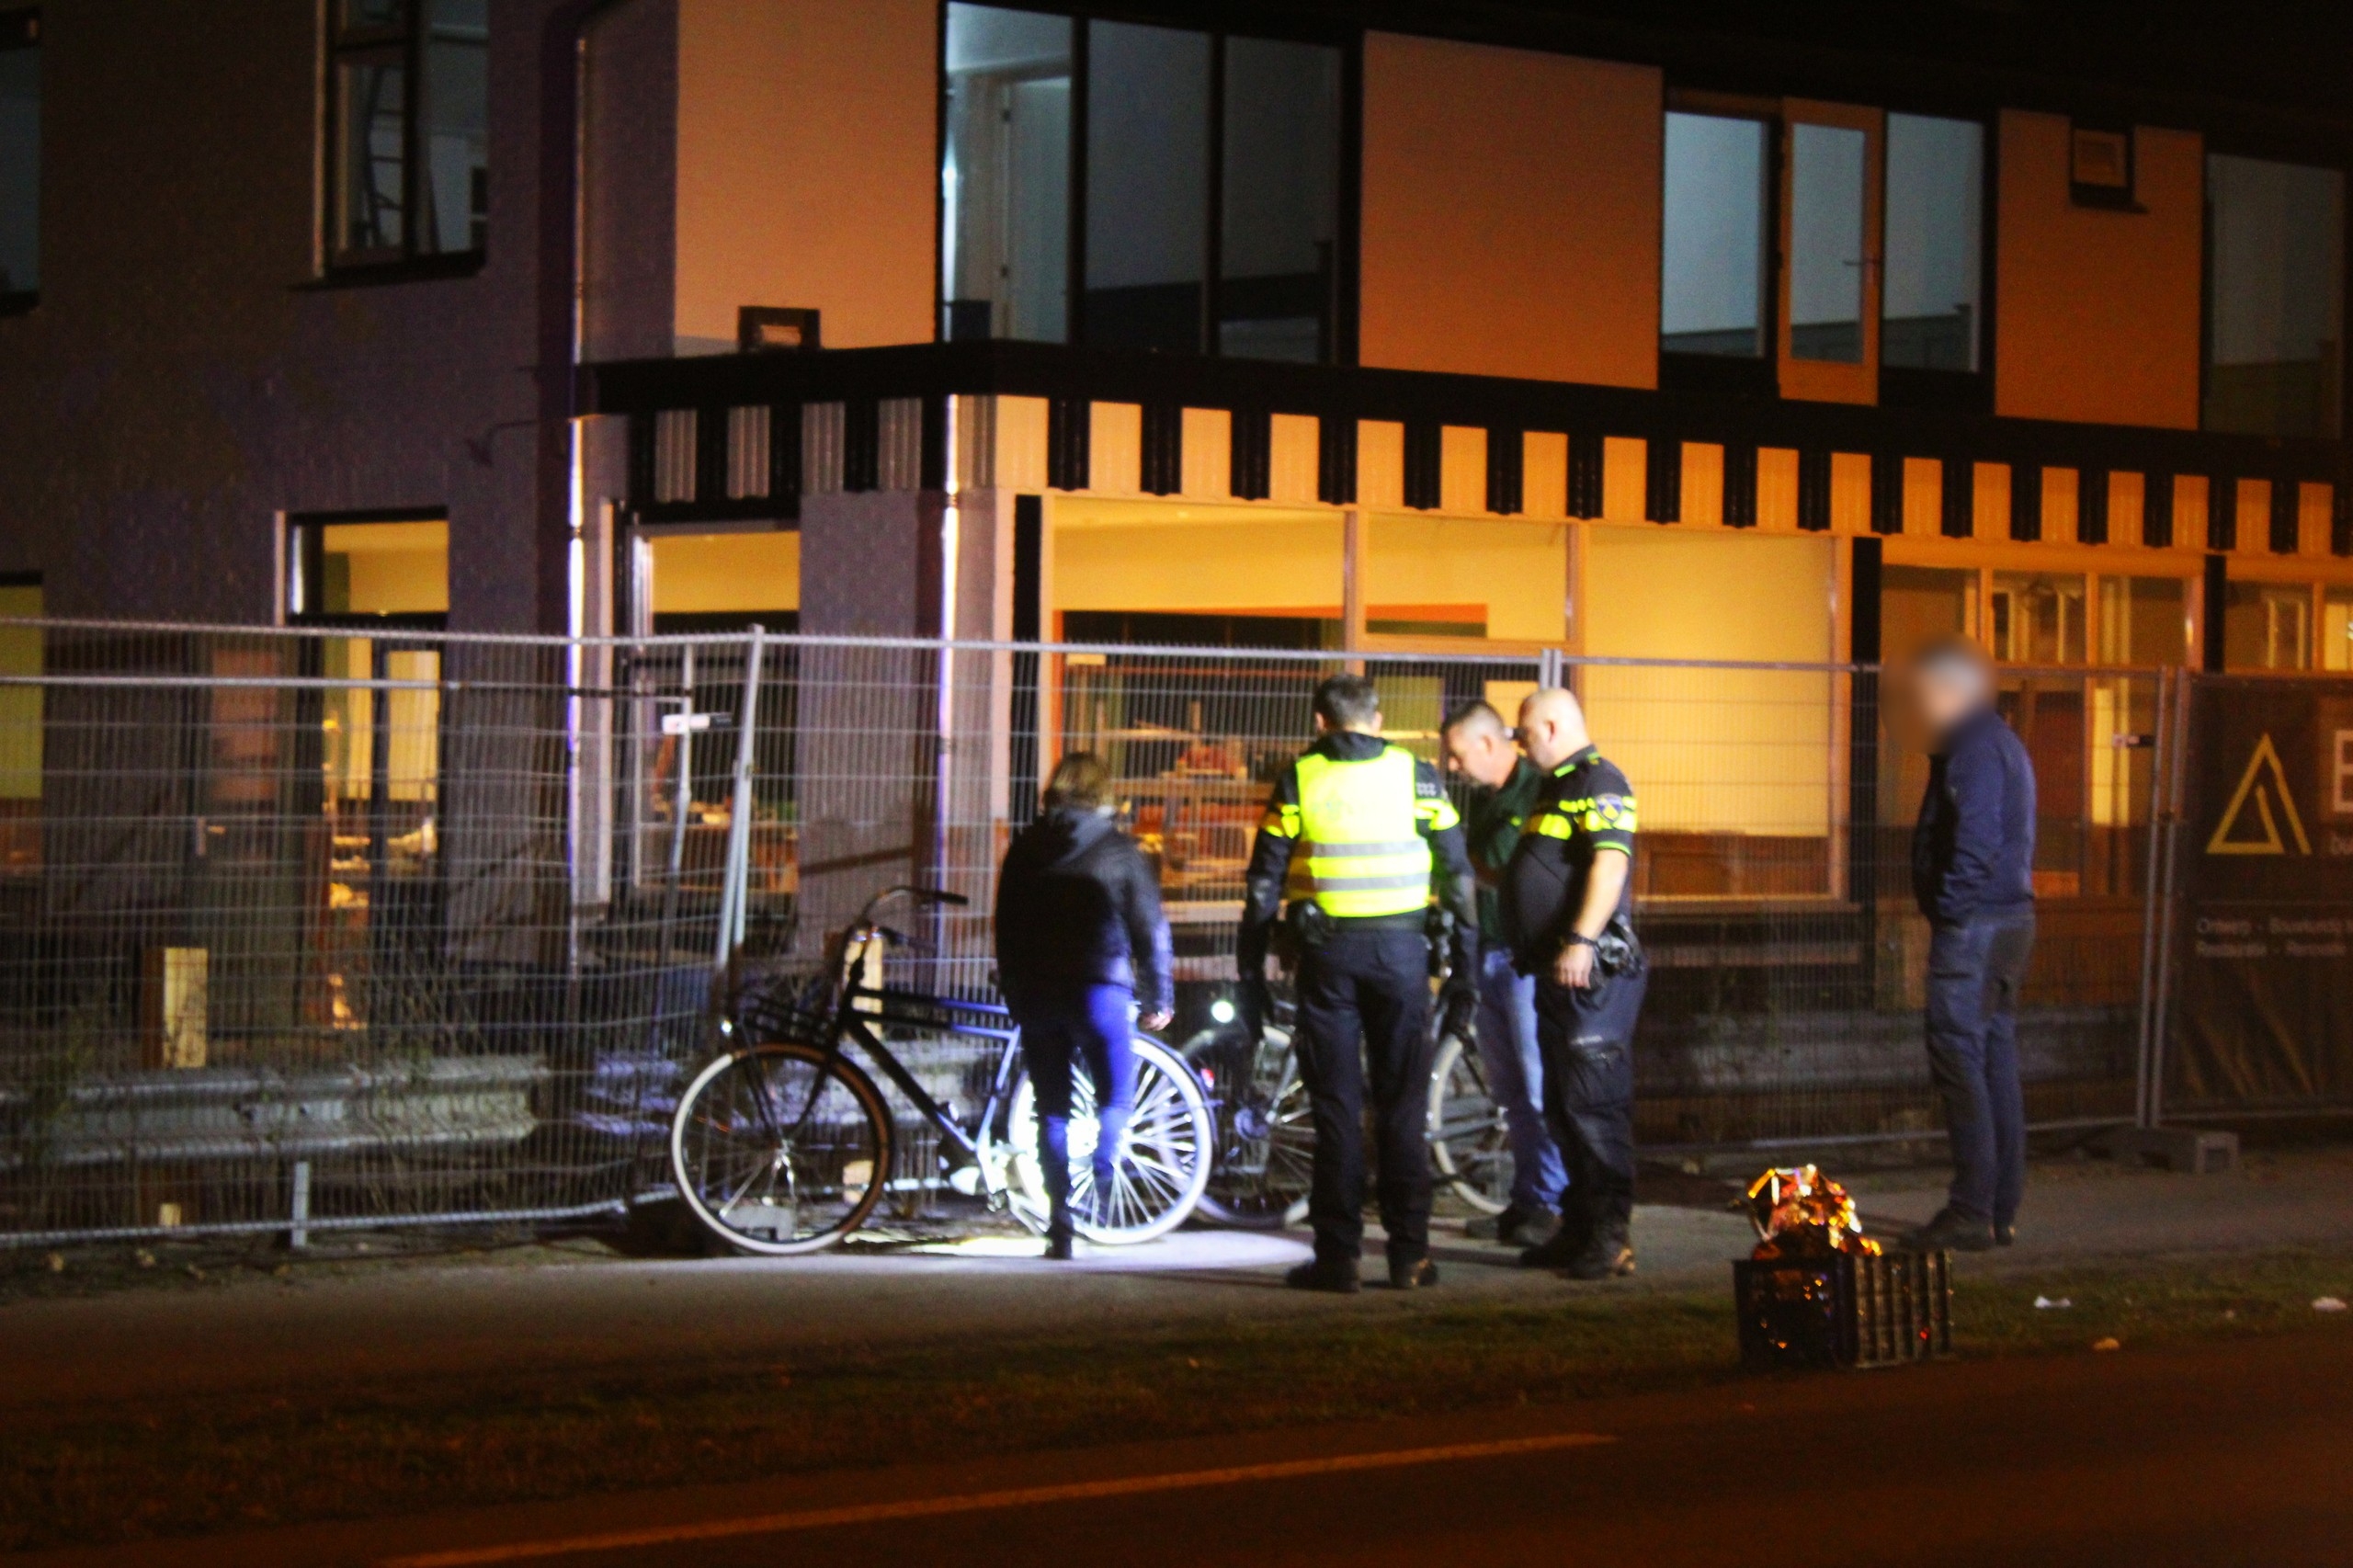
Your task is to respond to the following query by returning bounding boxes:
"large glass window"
[1364,517,1567,642]
[942,5,1072,343]
[327,0,488,268]
[1788,123,1867,363]
[1991,573,2086,665]
[2223,580,2312,670]
[1085,23,1211,353]
[1661,113,1769,359]
[1051,498,1342,646]
[0,12,36,303]
[941,8,1342,361]
[1882,114,1983,372]
[1219,38,1341,362]
[2325,585,2353,673]
[290,517,450,624]
[2097,576,2188,666]
[644,530,801,635]
[2205,153,2345,437]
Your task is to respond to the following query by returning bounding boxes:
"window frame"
[2198,138,2349,442]
[320,1,487,280]
[1657,92,1781,400]
[1876,106,1996,415]
[936,3,1360,364]
[285,507,451,631]
[0,7,38,315]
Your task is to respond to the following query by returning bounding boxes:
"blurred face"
[1910,664,1984,743]
[1442,722,1518,789]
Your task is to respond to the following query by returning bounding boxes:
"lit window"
[290,517,450,624]
[2222,581,2312,671]
[1991,573,2086,665]
[940,7,1342,361]
[326,0,488,268]
[2325,586,2353,673]
[2096,576,2188,666]
[0,10,37,305]
[2205,153,2344,438]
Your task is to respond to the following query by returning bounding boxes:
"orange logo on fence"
[2207,733,2311,857]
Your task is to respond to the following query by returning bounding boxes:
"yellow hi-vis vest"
[1273,744,1435,919]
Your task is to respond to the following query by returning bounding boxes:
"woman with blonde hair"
[994,752,1174,1258]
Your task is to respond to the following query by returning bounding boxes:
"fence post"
[2143,667,2195,1128]
[2131,667,2171,1130]
[714,626,767,976]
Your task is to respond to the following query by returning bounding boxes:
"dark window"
[325,0,487,270]
[1788,121,1867,364]
[1882,113,1983,373]
[940,6,1344,362]
[1661,111,1769,360]
[0,10,37,306]
[1218,36,1340,362]
[2205,153,2344,438]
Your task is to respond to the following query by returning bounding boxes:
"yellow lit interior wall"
[1051,501,1343,618]
[650,531,802,613]
[324,521,449,616]
[1582,528,1834,835]
[0,584,40,800]
[1365,515,1567,641]
[2324,589,2353,673]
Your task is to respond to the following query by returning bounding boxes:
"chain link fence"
[0,619,2196,1244]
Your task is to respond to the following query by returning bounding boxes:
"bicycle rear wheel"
[1192,1023,1315,1230]
[1004,1036,1213,1244]
[1427,1031,1511,1215]
[670,1042,892,1256]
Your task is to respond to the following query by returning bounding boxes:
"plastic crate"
[1733,1249,1952,1370]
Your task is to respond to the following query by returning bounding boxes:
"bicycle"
[669,886,1214,1256]
[1186,994,1513,1229]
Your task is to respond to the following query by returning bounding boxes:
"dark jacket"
[1465,758,1548,944]
[995,807,1174,1014]
[1912,707,2038,926]
[1498,746,1639,971]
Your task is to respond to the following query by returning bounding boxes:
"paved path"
[6,1148,2350,1414]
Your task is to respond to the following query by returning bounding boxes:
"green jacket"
[1465,759,1547,943]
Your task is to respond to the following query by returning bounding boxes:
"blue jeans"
[1473,943,1565,1214]
[1925,914,2036,1229]
[1014,983,1137,1239]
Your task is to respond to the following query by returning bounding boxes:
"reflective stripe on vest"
[1282,744,1432,918]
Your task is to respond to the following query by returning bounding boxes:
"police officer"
[1237,674,1478,1292]
[1499,687,1647,1280]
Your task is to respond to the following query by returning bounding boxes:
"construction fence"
[0,619,2334,1246]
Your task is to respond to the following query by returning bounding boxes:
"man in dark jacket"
[996,753,1174,1258]
[1904,637,2037,1253]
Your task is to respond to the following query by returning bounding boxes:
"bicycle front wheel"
[1005,1036,1214,1244]
[670,1042,893,1256]
[1192,1023,1315,1230]
[1427,1031,1511,1215]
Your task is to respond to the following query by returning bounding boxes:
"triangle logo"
[2206,733,2311,857]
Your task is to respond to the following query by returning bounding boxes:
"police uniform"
[1237,731,1477,1273]
[1498,745,1647,1267]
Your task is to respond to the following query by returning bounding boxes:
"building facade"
[0,3,2349,902]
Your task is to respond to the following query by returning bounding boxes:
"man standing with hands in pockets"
[1499,687,1648,1280]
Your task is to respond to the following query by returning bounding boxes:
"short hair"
[1440,699,1506,737]
[1042,751,1114,812]
[1313,673,1381,730]
[1911,634,1993,696]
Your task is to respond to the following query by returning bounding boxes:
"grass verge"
[6,1245,2351,1551]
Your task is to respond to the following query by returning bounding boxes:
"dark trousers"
[1014,983,1137,1239]
[1925,913,2036,1228]
[1292,923,1435,1267]
[1534,967,1648,1245]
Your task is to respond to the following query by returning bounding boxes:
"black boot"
[1388,1255,1439,1290]
[1285,1256,1361,1293]
[1519,1216,1591,1269]
[1564,1221,1634,1280]
[1043,1230,1074,1261]
[1901,1208,1995,1253]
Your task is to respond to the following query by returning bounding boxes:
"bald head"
[1516,687,1590,772]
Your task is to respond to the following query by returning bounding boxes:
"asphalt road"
[44,1327,2353,1568]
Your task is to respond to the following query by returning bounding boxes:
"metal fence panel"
[0,619,2183,1244]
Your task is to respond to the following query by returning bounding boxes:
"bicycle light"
[1209,998,1236,1025]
